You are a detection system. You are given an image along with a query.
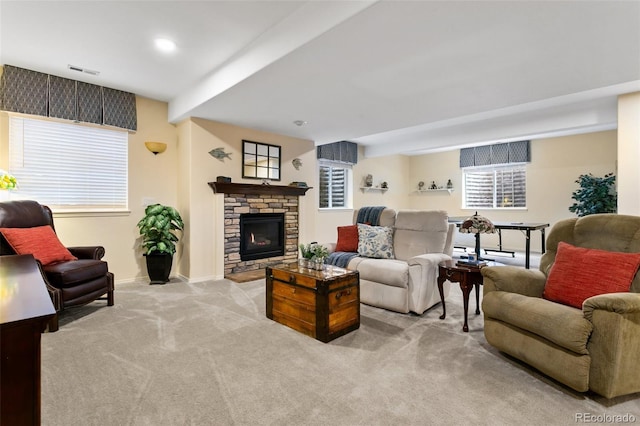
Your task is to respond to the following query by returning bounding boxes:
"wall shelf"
[360,186,388,193]
[416,189,454,194]
[208,182,311,196]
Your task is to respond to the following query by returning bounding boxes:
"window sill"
[318,207,353,212]
[461,207,528,211]
[359,186,388,192]
[52,209,131,218]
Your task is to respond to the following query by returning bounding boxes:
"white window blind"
[9,115,128,212]
[319,161,351,209]
[463,165,526,209]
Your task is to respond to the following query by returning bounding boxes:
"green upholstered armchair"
[481,214,640,399]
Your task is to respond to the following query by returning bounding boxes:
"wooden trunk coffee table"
[266,263,360,343]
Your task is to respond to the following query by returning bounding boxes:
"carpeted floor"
[41,276,639,426]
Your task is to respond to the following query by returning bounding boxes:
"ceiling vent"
[67,64,100,76]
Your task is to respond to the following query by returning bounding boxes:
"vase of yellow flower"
[0,170,18,191]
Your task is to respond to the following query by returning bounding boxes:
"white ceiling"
[2,1,639,157]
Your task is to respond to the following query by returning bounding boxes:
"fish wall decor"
[209,148,231,162]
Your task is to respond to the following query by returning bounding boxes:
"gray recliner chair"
[327,209,454,314]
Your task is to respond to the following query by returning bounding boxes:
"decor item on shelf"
[0,170,18,190]
[380,181,388,189]
[430,181,437,190]
[288,181,308,188]
[216,176,231,183]
[209,147,231,162]
[137,204,184,284]
[418,181,424,190]
[292,158,302,170]
[459,211,496,262]
[568,172,617,217]
[365,174,373,187]
[144,141,167,155]
[446,179,453,189]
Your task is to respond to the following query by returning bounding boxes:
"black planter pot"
[144,253,173,284]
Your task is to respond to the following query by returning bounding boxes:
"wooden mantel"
[208,182,312,196]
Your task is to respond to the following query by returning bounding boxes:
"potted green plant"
[298,243,329,270]
[568,173,617,217]
[137,203,184,284]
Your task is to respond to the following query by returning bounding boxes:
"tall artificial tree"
[568,173,617,217]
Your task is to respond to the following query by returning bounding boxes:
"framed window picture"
[242,140,281,181]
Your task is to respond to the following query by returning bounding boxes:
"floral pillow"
[357,223,394,259]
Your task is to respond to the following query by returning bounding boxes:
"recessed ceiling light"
[293,120,307,127]
[154,38,176,53]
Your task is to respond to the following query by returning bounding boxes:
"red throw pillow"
[543,241,640,309]
[335,224,359,252]
[0,225,77,266]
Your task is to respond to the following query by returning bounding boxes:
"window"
[9,115,128,212]
[463,165,526,209]
[319,161,352,209]
[242,140,281,181]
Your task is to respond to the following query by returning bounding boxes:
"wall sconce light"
[145,141,167,155]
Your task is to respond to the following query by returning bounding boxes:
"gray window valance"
[317,141,358,165]
[460,140,530,168]
[0,64,137,131]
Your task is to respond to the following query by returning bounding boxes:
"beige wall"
[0,96,180,283]
[617,92,640,214]
[408,131,618,252]
[313,150,413,244]
[181,118,316,281]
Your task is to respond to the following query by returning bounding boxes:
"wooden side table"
[1,254,56,425]
[437,260,497,332]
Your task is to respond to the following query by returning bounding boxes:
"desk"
[1,254,56,426]
[449,218,549,269]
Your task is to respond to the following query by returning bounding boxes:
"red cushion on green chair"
[0,225,78,266]
[543,241,640,309]
[335,224,359,252]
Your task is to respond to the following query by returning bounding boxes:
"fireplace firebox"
[239,213,285,261]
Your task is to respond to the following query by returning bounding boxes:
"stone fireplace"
[208,182,311,276]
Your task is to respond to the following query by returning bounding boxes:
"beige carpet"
[41,278,639,425]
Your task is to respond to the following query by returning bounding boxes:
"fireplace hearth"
[239,213,285,261]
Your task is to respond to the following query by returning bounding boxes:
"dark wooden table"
[1,254,56,426]
[437,259,501,332]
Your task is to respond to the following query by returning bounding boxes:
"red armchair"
[0,200,114,331]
